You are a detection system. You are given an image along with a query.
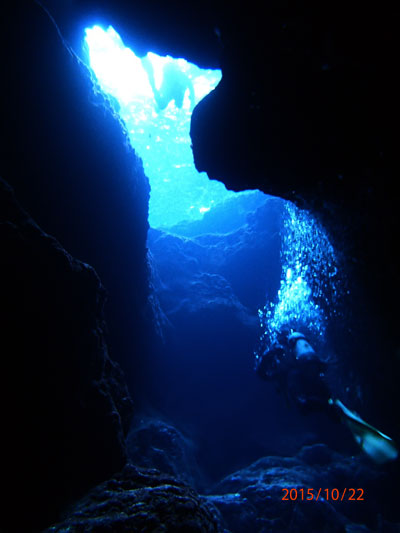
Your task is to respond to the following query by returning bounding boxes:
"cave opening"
[84,25,263,231]
[84,24,351,485]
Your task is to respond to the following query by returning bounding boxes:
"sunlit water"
[84,25,249,229]
[84,25,342,353]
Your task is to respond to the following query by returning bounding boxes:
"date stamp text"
[282,488,364,502]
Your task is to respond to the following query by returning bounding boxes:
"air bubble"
[257,201,342,350]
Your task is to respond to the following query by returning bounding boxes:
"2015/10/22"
[282,488,364,502]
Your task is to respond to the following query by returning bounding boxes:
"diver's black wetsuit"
[255,332,331,415]
[255,330,399,464]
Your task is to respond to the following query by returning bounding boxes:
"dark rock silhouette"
[1,2,151,389]
[0,178,132,531]
[1,3,151,530]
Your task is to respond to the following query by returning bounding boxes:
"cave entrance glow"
[84,25,257,230]
[83,23,339,370]
[83,23,348,480]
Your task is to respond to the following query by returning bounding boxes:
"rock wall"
[188,6,400,429]
[43,464,224,533]
[1,2,150,386]
[208,443,399,532]
[1,2,152,530]
[0,178,133,531]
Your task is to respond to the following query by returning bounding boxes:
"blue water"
[84,22,344,385]
[83,25,342,337]
[84,25,252,230]
[258,201,342,352]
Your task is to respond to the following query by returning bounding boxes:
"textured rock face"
[126,419,202,487]
[1,2,151,386]
[0,178,133,531]
[148,194,283,321]
[207,444,399,533]
[1,5,153,527]
[43,434,399,533]
[44,464,224,533]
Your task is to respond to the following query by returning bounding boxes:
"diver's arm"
[255,343,285,380]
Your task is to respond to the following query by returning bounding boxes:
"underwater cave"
[1,3,399,532]
[82,21,398,525]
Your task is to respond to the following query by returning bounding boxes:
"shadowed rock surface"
[0,178,133,531]
[44,464,224,533]
[126,418,203,487]
[43,434,400,533]
[1,2,151,388]
[1,3,150,530]
[207,444,399,533]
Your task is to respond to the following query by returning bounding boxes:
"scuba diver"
[255,328,398,465]
[141,56,196,111]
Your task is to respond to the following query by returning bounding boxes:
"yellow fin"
[331,399,398,464]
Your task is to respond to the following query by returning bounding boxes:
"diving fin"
[329,398,398,464]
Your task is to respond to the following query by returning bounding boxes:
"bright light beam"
[85,26,153,104]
